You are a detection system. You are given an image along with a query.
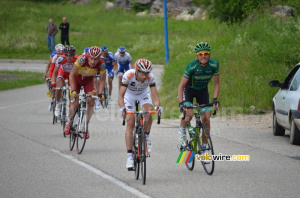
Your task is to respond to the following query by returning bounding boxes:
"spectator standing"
[59,17,70,46]
[46,18,58,52]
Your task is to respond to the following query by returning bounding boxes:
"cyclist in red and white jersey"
[51,45,78,116]
[64,46,106,139]
[118,58,162,169]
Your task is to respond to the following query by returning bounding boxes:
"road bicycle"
[69,93,99,154]
[122,101,161,185]
[54,80,70,137]
[182,103,217,175]
[46,78,56,124]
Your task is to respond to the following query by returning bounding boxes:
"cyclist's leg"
[108,69,114,98]
[118,65,124,90]
[124,93,136,168]
[54,77,64,116]
[65,75,81,135]
[195,88,210,145]
[83,77,97,122]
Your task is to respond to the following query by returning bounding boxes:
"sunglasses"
[65,54,74,57]
[197,52,210,57]
[138,70,150,76]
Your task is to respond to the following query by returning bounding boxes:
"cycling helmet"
[55,44,65,54]
[88,46,101,58]
[118,46,126,53]
[83,47,90,55]
[135,58,152,72]
[194,42,211,53]
[63,45,76,55]
[101,46,108,54]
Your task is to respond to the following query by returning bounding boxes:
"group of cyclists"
[43,41,220,169]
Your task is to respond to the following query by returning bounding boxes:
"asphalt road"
[0,60,300,198]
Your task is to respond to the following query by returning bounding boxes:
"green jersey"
[183,59,219,90]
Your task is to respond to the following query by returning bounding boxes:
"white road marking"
[50,149,151,198]
[0,99,49,110]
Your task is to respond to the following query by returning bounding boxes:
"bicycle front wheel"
[133,132,140,180]
[52,102,56,125]
[185,140,195,171]
[104,85,108,108]
[199,123,214,175]
[69,113,78,151]
[140,129,146,185]
[76,111,88,154]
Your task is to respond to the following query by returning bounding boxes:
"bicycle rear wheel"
[61,103,66,137]
[140,129,146,185]
[76,111,88,154]
[199,123,214,175]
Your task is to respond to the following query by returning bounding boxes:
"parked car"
[269,63,300,145]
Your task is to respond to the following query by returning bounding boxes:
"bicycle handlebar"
[71,93,99,103]
[122,110,161,126]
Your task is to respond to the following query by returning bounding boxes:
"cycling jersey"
[121,69,156,95]
[55,54,79,73]
[50,50,57,58]
[114,52,132,76]
[183,59,219,90]
[74,54,106,77]
[101,52,116,70]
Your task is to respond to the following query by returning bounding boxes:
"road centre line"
[50,149,151,198]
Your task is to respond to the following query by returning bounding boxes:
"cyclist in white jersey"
[114,46,134,89]
[118,58,163,169]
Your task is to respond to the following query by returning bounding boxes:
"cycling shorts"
[57,67,70,84]
[124,91,152,111]
[74,75,96,94]
[118,65,130,77]
[183,87,209,105]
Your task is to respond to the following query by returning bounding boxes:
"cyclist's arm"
[69,66,79,94]
[213,75,220,99]
[51,66,59,84]
[178,77,189,103]
[150,86,160,107]
[118,86,127,108]
[112,61,117,71]
[97,72,105,95]
[44,59,51,78]
[130,61,134,69]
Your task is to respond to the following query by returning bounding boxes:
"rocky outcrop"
[270,5,295,17]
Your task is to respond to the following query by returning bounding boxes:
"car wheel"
[273,108,285,136]
[290,118,300,145]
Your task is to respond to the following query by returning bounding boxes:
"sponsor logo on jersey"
[130,82,135,86]
[78,57,85,65]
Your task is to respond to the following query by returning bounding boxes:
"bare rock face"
[270,5,295,17]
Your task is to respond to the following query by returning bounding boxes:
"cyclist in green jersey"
[177,42,220,148]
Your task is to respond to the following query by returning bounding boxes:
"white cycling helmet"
[55,44,65,53]
[135,58,152,73]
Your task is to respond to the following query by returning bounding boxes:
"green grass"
[0,0,300,118]
[0,71,44,91]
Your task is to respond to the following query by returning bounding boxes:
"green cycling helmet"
[194,42,211,53]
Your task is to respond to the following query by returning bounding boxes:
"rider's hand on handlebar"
[212,98,219,108]
[179,102,185,113]
[98,94,104,101]
[70,90,77,99]
[119,107,126,116]
[50,82,56,89]
[155,106,163,114]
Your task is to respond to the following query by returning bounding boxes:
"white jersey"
[55,56,76,73]
[114,52,132,67]
[122,69,156,95]
[51,54,60,64]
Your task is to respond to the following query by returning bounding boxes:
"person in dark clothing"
[59,17,70,45]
